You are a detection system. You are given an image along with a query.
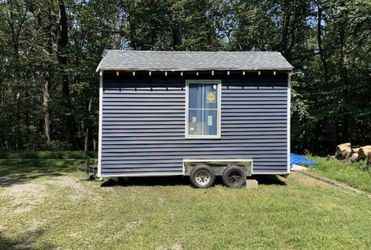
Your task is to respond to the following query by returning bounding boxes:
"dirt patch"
[46,176,95,201]
[112,219,144,240]
[171,241,183,250]
[0,183,48,213]
[289,172,330,188]
[0,175,97,213]
[125,219,143,230]
[159,196,167,205]
[47,176,84,190]
[67,231,83,238]
[26,219,45,233]
[155,240,183,250]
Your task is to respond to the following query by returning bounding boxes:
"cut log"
[335,142,351,159]
[342,148,352,159]
[350,153,359,162]
[367,152,371,165]
[358,146,371,160]
[351,147,360,154]
[326,155,336,160]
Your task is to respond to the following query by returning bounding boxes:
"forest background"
[0,0,370,155]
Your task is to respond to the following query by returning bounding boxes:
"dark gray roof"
[97,50,293,72]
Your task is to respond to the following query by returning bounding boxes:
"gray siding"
[100,72,289,176]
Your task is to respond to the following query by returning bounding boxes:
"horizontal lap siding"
[101,74,288,176]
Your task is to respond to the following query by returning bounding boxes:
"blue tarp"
[290,153,316,166]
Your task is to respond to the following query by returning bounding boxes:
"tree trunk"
[84,97,93,152]
[43,78,51,147]
[171,21,182,49]
[316,1,329,81]
[339,14,351,143]
[58,0,78,148]
[280,0,291,58]
[15,91,20,150]
[8,3,27,150]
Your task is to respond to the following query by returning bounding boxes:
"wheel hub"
[227,170,242,183]
[195,170,211,186]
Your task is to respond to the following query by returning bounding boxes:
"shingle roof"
[97,50,293,72]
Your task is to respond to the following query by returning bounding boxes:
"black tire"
[189,164,216,188]
[222,166,246,188]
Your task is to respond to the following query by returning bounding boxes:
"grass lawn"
[306,156,371,193]
[0,159,370,249]
[0,151,96,159]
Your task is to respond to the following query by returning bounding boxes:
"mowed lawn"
[307,156,371,193]
[0,160,370,249]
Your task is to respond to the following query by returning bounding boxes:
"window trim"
[185,79,222,139]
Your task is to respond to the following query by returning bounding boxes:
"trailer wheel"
[222,166,246,188]
[190,164,215,188]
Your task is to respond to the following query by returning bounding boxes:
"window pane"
[188,109,203,135]
[187,82,220,137]
[203,109,217,135]
[189,84,203,109]
[203,84,218,109]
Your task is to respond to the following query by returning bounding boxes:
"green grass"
[0,159,87,180]
[0,159,370,249]
[0,151,96,159]
[306,156,371,192]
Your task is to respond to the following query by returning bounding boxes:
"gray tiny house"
[96,51,293,188]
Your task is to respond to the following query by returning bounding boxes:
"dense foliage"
[0,0,370,155]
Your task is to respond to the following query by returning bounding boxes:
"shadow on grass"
[0,228,54,250]
[101,176,190,187]
[253,175,287,186]
[0,159,86,187]
[0,177,26,187]
[100,175,287,187]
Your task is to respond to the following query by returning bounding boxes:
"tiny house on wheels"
[96,51,293,188]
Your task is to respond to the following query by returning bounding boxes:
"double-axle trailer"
[97,51,293,188]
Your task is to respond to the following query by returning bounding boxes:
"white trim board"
[183,158,253,163]
[183,158,254,173]
[185,80,222,139]
[97,71,103,177]
[99,172,184,178]
[287,73,291,174]
[251,171,290,175]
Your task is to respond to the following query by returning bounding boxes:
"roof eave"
[97,67,294,72]
[95,59,104,72]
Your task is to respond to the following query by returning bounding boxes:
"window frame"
[185,79,222,139]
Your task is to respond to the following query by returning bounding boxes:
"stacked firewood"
[334,142,371,165]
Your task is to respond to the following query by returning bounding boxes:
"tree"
[0,0,369,155]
